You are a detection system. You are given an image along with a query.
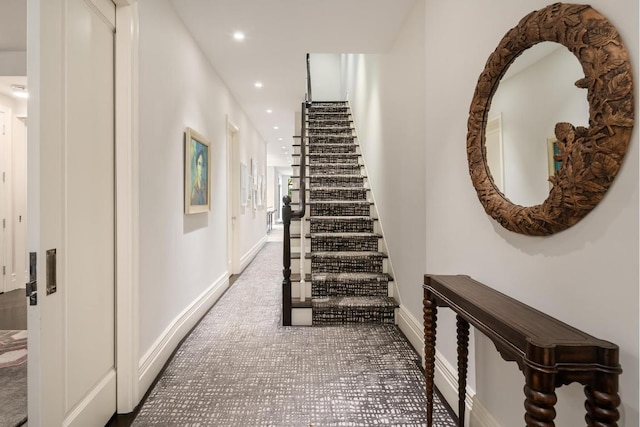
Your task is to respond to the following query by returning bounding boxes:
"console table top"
[424,274,620,372]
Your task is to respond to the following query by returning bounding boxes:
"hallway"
[128,241,456,426]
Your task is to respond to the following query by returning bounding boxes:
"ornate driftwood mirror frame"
[467,3,634,235]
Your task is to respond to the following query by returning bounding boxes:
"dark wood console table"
[423,274,622,427]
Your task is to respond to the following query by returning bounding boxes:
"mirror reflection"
[485,42,589,206]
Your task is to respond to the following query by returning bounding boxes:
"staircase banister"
[282,100,309,326]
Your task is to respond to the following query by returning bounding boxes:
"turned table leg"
[456,315,469,427]
[424,290,438,427]
[523,367,557,427]
[584,382,620,426]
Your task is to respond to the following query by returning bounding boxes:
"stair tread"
[308,152,359,156]
[306,200,372,204]
[292,175,368,179]
[293,232,381,238]
[312,272,392,281]
[309,216,376,220]
[311,232,381,238]
[291,187,371,191]
[294,143,359,147]
[312,251,387,258]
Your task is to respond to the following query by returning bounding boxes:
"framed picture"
[184,127,211,214]
[256,174,264,208]
[547,137,561,188]
[240,162,248,207]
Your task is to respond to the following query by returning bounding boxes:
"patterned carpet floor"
[132,242,456,426]
[0,330,27,427]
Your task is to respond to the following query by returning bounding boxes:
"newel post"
[282,195,292,326]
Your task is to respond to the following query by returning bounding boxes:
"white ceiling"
[169,0,419,169]
[0,0,26,52]
[0,0,418,170]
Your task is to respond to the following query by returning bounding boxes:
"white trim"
[397,305,425,360]
[469,396,502,427]
[239,235,267,273]
[115,1,140,413]
[138,273,229,398]
[398,305,492,427]
[62,369,117,427]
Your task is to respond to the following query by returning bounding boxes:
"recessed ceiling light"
[233,31,245,41]
[273,126,279,130]
[278,137,283,141]
[266,109,273,114]
[281,146,286,149]
[254,81,263,88]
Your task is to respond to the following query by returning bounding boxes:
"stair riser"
[312,281,389,298]
[291,189,368,203]
[308,136,355,144]
[312,307,397,325]
[289,279,393,299]
[308,145,358,155]
[292,258,389,274]
[308,108,349,115]
[291,176,367,189]
[309,218,375,233]
[312,256,384,273]
[308,129,353,137]
[295,145,360,155]
[293,165,364,176]
[307,120,353,127]
[309,155,361,165]
[310,203,371,217]
[293,236,387,253]
[290,220,381,235]
[310,189,367,201]
[311,236,379,252]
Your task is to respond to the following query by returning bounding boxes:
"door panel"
[29,0,116,425]
[65,0,115,410]
[0,110,6,294]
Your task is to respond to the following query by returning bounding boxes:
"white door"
[28,0,116,425]
[12,117,27,290]
[0,109,7,294]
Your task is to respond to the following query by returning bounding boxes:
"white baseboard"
[397,305,498,427]
[239,235,267,273]
[138,273,229,397]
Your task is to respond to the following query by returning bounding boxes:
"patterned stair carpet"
[307,102,397,325]
[132,242,456,426]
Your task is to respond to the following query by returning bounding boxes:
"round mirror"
[467,4,634,236]
[486,42,589,206]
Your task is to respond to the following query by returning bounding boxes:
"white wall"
[137,0,267,396]
[340,0,426,324]
[424,1,638,426]
[310,54,343,101]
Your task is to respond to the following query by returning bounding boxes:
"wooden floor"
[0,289,27,330]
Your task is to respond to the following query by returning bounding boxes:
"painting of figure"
[185,128,211,214]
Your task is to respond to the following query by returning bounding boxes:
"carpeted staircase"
[297,101,397,325]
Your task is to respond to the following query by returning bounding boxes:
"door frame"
[114,0,140,414]
[226,117,239,275]
[0,106,10,294]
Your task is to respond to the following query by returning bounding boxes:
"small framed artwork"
[184,127,211,214]
[256,174,264,208]
[240,162,248,207]
[547,137,561,188]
